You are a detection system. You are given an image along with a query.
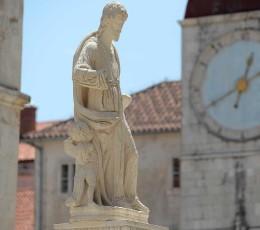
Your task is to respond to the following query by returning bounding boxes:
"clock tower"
[180,1,260,229]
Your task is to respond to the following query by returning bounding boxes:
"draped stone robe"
[72,32,138,206]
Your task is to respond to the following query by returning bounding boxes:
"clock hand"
[206,87,236,109]
[234,93,241,108]
[244,52,254,79]
[233,52,254,108]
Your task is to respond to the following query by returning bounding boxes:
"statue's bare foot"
[130,197,149,212]
[87,201,98,208]
[65,197,80,208]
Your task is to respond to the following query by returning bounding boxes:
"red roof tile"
[36,120,60,131]
[15,189,34,230]
[125,81,181,134]
[21,81,181,141]
[22,119,73,140]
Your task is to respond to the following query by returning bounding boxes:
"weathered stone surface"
[0,0,23,90]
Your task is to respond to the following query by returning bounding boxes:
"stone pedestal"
[54,220,168,230]
[54,206,168,230]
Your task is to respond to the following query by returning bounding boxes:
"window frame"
[59,162,75,195]
[172,158,181,188]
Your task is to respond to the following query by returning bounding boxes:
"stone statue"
[64,1,149,213]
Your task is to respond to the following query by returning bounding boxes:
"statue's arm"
[73,42,108,90]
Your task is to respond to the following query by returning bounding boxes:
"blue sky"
[21,1,187,121]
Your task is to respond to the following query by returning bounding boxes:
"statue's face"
[107,15,125,42]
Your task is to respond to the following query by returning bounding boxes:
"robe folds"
[72,32,138,206]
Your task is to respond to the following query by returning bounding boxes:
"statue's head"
[98,1,128,41]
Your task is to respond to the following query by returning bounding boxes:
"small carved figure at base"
[64,121,98,207]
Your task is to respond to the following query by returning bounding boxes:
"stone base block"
[53,220,168,230]
[69,206,149,224]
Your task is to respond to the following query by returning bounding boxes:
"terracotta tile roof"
[15,188,34,230]
[21,81,181,141]
[125,81,181,134]
[22,119,73,141]
[36,120,61,131]
[18,121,58,161]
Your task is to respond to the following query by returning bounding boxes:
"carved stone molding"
[54,220,168,230]
[0,84,30,109]
[69,206,149,224]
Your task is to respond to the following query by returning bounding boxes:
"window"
[172,158,180,188]
[60,163,75,193]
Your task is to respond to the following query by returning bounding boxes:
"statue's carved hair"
[98,1,128,36]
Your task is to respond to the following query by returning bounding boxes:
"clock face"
[190,30,260,142]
